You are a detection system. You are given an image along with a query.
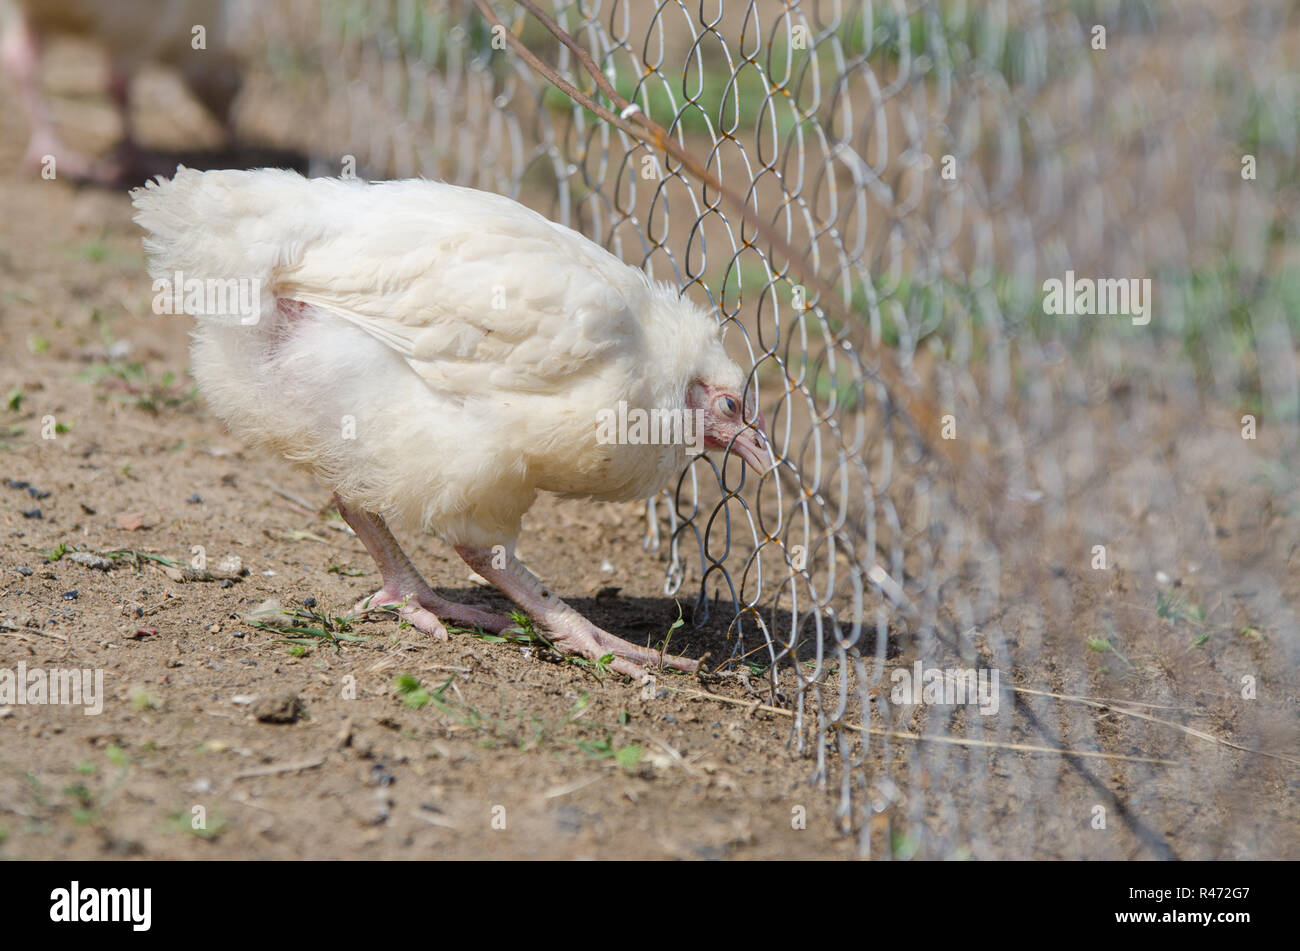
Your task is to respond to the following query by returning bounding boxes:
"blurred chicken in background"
[0,0,244,182]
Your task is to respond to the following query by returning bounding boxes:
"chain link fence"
[228,0,1298,857]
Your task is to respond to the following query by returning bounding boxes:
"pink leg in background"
[1,13,100,180]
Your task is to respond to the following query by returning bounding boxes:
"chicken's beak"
[730,413,772,474]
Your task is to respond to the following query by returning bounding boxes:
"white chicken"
[1,0,242,181]
[132,167,769,677]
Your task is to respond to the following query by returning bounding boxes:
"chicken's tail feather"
[130,165,315,326]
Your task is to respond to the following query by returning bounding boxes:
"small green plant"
[63,784,97,824]
[394,673,431,709]
[1155,592,1222,650]
[40,545,180,569]
[326,559,366,577]
[657,600,685,658]
[1156,590,1205,624]
[80,360,199,414]
[421,674,489,731]
[572,735,644,769]
[1086,626,1135,670]
[167,808,226,840]
[247,600,371,651]
[59,746,130,824]
[76,237,108,262]
[129,685,161,711]
[891,830,921,860]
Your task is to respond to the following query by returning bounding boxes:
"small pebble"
[16,566,32,576]
[20,509,41,519]
[186,493,203,504]
[252,692,304,724]
[246,598,292,628]
[303,597,317,609]
[365,790,392,826]
[66,552,114,570]
[62,590,79,601]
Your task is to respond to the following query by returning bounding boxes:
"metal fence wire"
[233,0,1298,858]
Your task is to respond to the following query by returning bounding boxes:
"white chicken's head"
[678,320,770,474]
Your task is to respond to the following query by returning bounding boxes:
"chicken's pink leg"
[97,61,136,180]
[0,13,97,180]
[1,14,57,169]
[333,495,511,637]
[455,546,699,678]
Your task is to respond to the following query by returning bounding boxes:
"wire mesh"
[234,0,1298,857]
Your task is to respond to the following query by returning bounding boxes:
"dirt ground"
[1,43,1296,861]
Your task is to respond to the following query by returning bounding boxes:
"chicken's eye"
[720,396,739,417]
